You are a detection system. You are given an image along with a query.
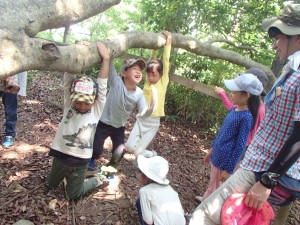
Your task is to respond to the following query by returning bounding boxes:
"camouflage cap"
[120,58,146,73]
[70,76,97,104]
[262,1,300,37]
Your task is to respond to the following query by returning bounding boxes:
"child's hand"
[214,86,225,94]
[220,170,231,182]
[203,150,211,165]
[97,42,111,61]
[161,30,172,44]
[3,78,20,94]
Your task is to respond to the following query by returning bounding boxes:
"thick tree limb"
[2,0,121,37]
[0,31,276,88]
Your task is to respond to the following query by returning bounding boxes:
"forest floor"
[0,71,299,225]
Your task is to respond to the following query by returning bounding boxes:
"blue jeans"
[1,92,18,137]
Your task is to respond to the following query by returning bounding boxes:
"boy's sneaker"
[141,149,158,158]
[94,173,109,189]
[151,150,158,157]
[2,136,15,148]
[106,174,119,191]
[195,195,203,203]
[87,159,96,171]
[99,165,118,177]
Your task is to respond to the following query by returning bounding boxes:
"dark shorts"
[268,175,300,206]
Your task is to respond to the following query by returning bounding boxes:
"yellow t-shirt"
[143,43,171,117]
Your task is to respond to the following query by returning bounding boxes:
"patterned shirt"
[241,56,300,180]
[211,108,253,174]
[217,91,266,146]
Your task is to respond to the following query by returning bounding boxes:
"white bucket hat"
[224,73,263,96]
[262,1,300,37]
[137,155,169,185]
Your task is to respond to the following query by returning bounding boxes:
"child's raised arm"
[97,42,111,79]
[3,77,20,94]
[215,86,233,110]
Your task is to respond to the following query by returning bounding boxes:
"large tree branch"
[2,0,121,37]
[0,31,275,90]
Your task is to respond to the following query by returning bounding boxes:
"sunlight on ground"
[24,99,42,105]
[1,141,48,159]
[8,170,31,183]
[33,119,58,131]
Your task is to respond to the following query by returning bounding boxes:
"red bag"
[221,193,275,225]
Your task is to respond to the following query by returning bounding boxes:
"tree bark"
[63,26,71,44]
[0,0,121,76]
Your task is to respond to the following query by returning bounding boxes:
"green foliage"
[165,82,227,134]
[36,30,55,40]
[26,71,37,85]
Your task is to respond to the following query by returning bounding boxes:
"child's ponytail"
[247,95,261,129]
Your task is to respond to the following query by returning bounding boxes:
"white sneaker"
[195,195,203,202]
[151,150,158,157]
[141,149,157,158]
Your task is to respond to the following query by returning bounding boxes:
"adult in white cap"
[189,2,300,225]
[136,155,186,225]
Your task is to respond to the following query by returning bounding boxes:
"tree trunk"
[63,26,71,44]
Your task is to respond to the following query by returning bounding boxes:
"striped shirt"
[241,66,300,180]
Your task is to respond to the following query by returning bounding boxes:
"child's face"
[230,91,249,105]
[147,64,161,84]
[123,64,143,85]
[73,100,93,113]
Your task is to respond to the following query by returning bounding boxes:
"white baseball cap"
[224,73,263,96]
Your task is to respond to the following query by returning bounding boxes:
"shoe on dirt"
[2,136,15,148]
[87,159,96,171]
[99,165,118,177]
[94,173,109,189]
[195,195,203,203]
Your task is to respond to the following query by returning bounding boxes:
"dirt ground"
[0,71,299,225]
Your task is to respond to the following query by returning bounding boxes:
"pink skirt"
[202,163,223,201]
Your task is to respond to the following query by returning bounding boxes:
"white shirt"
[139,183,186,225]
[51,73,107,159]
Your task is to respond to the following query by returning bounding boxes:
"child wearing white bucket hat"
[136,155,186,225]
